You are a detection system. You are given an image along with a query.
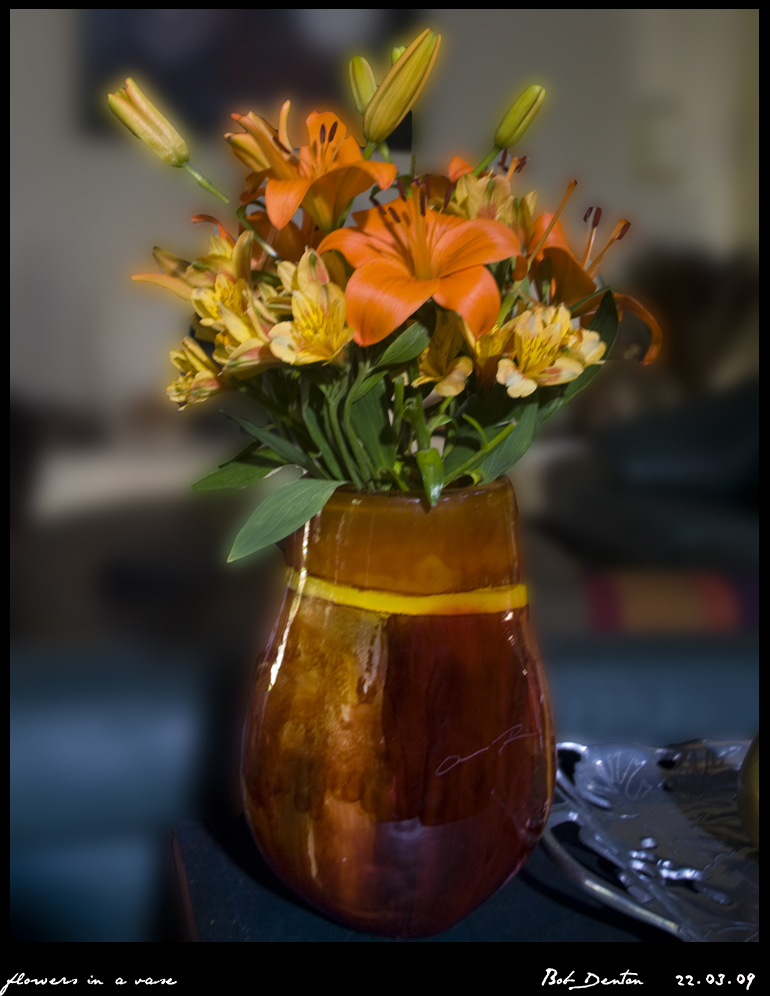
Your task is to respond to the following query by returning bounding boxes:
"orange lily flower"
[226,104,397,233]
[318,183,520,346]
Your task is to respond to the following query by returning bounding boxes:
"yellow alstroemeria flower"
[167,337,224,408]
[131,245,217,301]
[495,304,586,398]
[269,278,355,366]
[565,328,606,368]
[276,247,346,295]
[450,172,514,226]
[189,230,257,337]
[413,311,473,398]
[461,318,516,392]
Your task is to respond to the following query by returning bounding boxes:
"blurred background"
[10,9,758,941]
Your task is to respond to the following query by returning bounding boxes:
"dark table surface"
[173,816,679,943]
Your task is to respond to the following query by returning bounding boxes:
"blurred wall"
[10,9,759,420]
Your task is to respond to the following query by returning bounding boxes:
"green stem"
[497,290,519,325]
[444,422,515,484]
[334,197,358,230]
[426,396,452,434]
[387,465,410,492]
[236,207,281,259]
[411,394,431,451]
[343,404,376,484]
[472,146,502,177]
[325,388,363,487]
[393,376,405,445]
[362,142,377,161]
[343,366,377,485]
[377,142,392,163]
[182,162,229,203]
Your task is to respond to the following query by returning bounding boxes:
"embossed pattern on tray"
[541,740,758,942]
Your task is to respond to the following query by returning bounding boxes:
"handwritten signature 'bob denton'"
[542,969,642,989]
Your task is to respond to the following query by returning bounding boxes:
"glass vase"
[241,477,554,937]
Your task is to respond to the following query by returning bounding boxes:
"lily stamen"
[580,206,601,267]
[587,219,630,279]
[272,135,292,155]
[527,178,577,265]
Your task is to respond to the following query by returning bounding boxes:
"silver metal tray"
[541,740,758,942]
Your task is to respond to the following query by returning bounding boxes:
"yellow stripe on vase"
[285,567,528,616]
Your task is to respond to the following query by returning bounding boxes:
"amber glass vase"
[241,477,554,937]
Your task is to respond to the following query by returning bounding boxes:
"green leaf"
[415,448,445,506]
[568,287,607,316]
[347,369,388,405]
[192,447,283,490]
[225,413,320,477]
[228,478,347,562]
[442,386,521,480]
[427,412,453,433]
[348,376,396,474]
[560,290,619,403]
[475,399,539,481]
[377,322,430,367]
[299,381,343,479]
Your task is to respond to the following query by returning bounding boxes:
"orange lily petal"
[318,224,402,269]
[448,156,473,182]
[191,214,236,243]
[228,111,296,179]
[529,214,596,305]
[529,213,573,255]
[265,177,314,230]
[539,246,597,305]
[304,111,347,151]
[432,217,520,274]
[302,160,398,232]
[433,266,501,338]
[131,272,194,300]
[344,261,438,346]
[248,211,307,264]
[613,293,663,365]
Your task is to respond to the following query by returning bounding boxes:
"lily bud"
[391,45,407,65]
[108,78,189,167]
[363,29,441,145]
[349,56,377,115]
[494,84,545,151]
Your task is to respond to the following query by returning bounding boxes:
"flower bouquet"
[109,28,660,562]
[109,28,661,938]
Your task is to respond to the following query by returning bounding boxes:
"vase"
[240,476,554,937]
